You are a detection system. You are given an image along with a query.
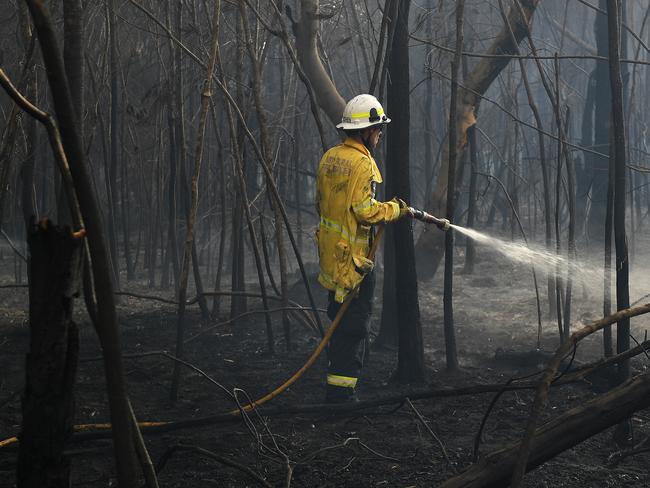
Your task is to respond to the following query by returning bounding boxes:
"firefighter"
[315,94,411,403]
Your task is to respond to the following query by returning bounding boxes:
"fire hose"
[0,208,449,448]
[409,206,451,230]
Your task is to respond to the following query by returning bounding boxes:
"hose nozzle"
[409,207,450,231]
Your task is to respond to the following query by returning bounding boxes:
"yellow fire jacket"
[315,138,400,303]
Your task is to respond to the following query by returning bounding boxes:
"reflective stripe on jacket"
[315,138,400,302]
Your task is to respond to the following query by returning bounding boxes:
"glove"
[394,198,413,219]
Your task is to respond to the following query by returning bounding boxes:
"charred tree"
[161,1,181,292]
[607,0,632,444]
[230,15,248,321]
[18,10,37,229]
[442,0,465,371]
[603,131,615,357]
[587,0,611,242]
[376,225,398,349]
[54,0,83,228]
[62,0,82,127]
[17,221,82,488]
[210,103,227,319]
[106,0,121,289]
[578,70,596,232]
[385,0,425,382]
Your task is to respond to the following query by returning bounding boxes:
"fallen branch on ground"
[0,380,580,448]
[512,303,650,484]
[440,372,650,487]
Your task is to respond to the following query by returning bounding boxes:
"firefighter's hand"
[395,198,413,219]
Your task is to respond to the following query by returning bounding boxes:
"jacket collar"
[342,137,371,158]
[342,137,382,183]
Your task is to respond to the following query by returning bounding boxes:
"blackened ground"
[1,237,650,487]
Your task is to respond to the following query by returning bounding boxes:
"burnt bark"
[607,0,632,444]
[587,0,612,242]
[17,221,81,488]
[386,0,425,382]
[62,0,83,126]
[603,132,615,357]
[376,225,398,348]
[442,0,465,372]
[107,0,121,289]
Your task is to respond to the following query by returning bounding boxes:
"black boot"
[325,384,358,404]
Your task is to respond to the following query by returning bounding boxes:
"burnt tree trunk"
[376,225,398,349]
[19,20,38,230]
[587,0,611,241]
[56,0,83,227]
[107,0,120,289]
[230,15,248,321]
[603,129,615,357]
[578,70,595,232]
[17,221,82,488]
[442,0,465,371]
[386,0,425,383]
[607,0,632,444]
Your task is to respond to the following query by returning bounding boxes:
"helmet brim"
[336,117,391,130]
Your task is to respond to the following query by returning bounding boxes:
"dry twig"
[405,398,455,472]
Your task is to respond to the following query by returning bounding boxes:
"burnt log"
[440,372,650,487]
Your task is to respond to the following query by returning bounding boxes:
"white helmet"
[336,94,391,130]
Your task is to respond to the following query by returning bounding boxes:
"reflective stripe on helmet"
[350,108,385,119]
